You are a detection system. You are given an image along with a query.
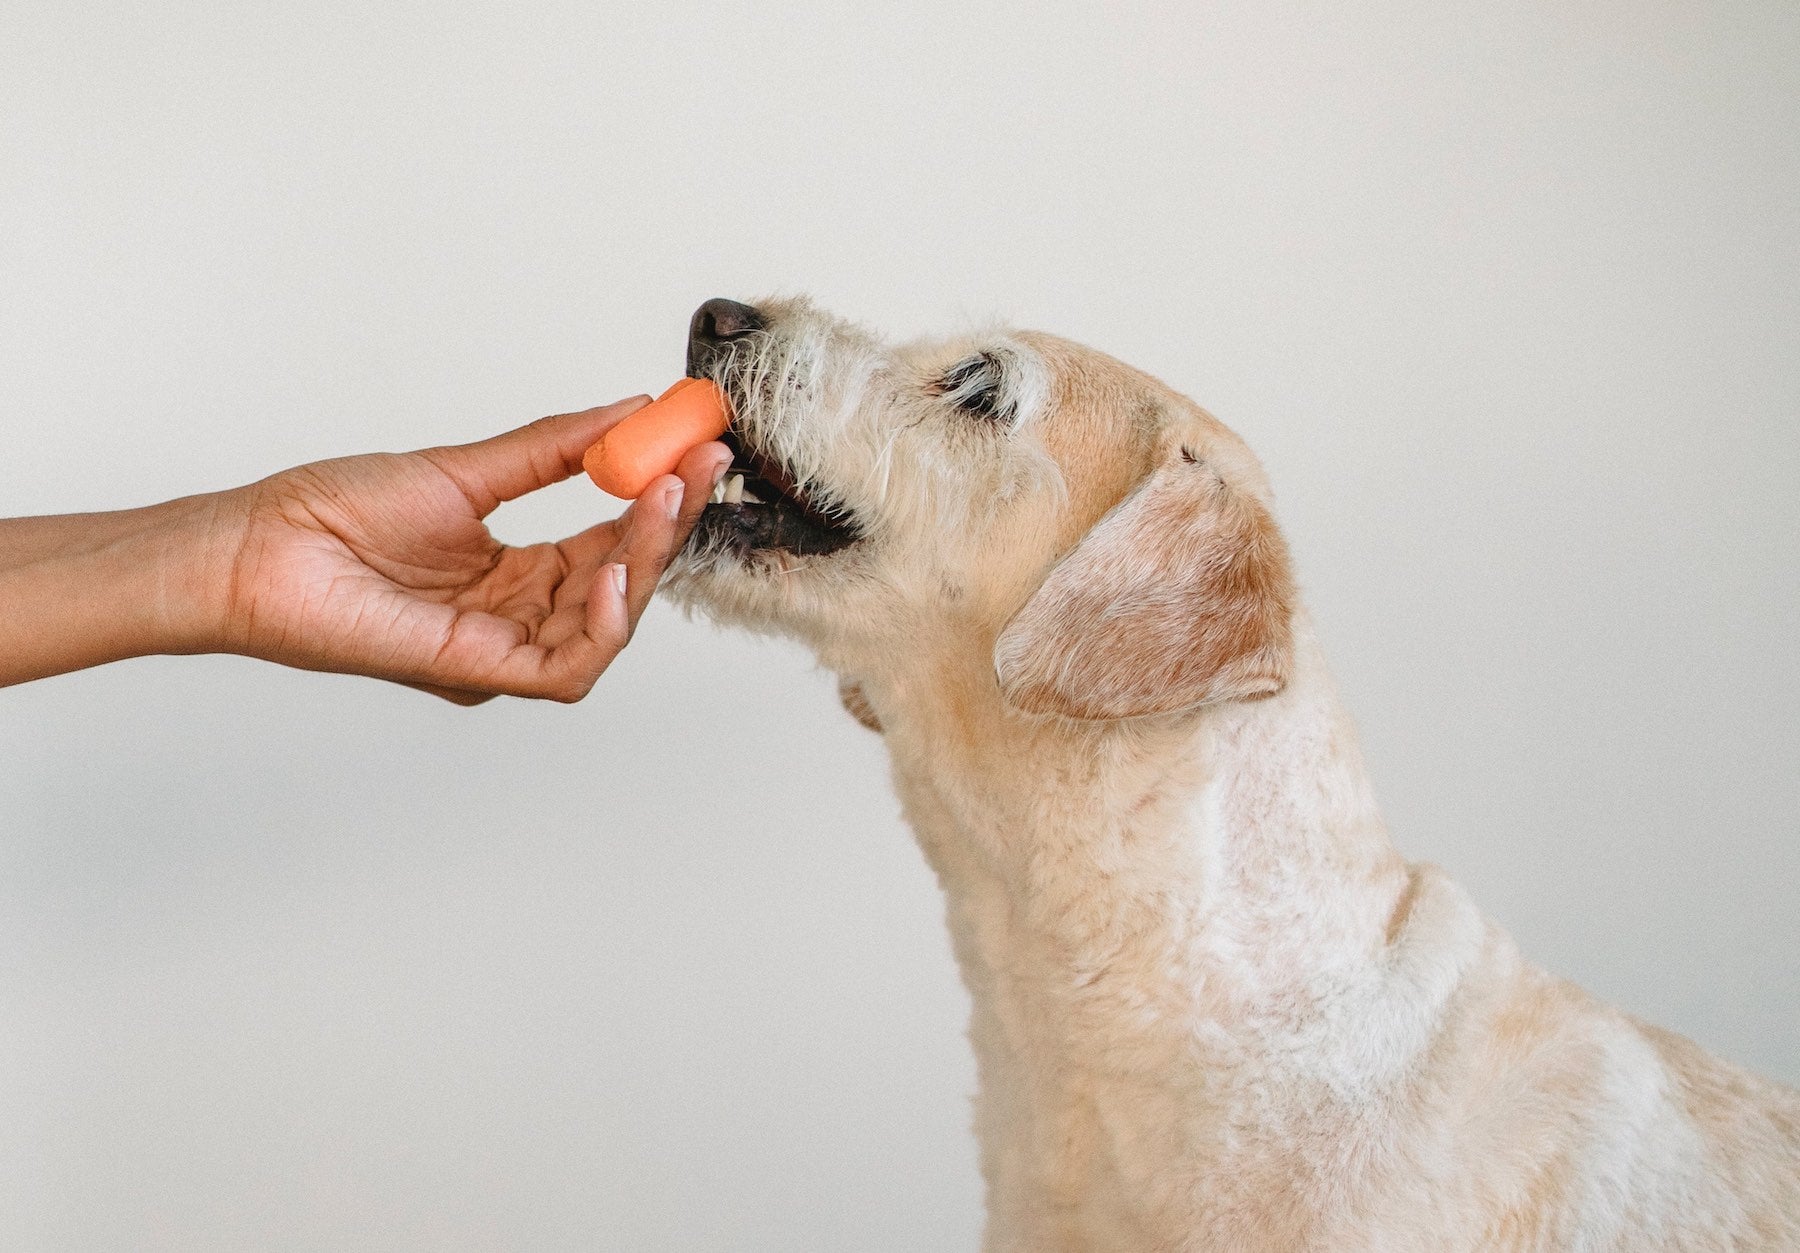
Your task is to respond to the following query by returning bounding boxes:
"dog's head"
[666,296,1295,723]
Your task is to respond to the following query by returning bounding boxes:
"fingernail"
[710,456,731,488]
[609,563,627,599]
[663,480,685,520]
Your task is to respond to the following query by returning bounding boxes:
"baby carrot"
[583,378,730,499]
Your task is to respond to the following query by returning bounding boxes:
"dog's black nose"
[691,298,763,343]
[687,298,764,376]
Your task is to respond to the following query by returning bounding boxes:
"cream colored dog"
[665,296,1800,1251]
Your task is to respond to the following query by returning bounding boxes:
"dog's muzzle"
[684,297,861,558]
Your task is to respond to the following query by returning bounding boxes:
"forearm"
[0,496,235,687]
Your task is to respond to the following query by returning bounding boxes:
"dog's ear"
[993,448,1295,720]
[837,676,883,733]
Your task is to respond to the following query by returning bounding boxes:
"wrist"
[0,492,245,687]
[133,490,250,656]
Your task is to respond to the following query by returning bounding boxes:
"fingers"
[554,440,729,574]
[606,472,701,624]
[468,463,720,703]
[383,441,732,705]
[422,397,652,516]
[586,562,634,661]
[555,442,729,612]
[612,446,733,610]
[471,563,632,703]
[671,440,733,531]
[631,441,733,595]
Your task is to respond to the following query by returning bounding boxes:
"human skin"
[0,397,730,703]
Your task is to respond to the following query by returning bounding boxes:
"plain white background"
[3,2,1796,1248]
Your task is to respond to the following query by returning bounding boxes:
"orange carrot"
[583,378,730,499]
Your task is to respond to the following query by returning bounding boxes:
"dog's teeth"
[740,486,763,504]
[723,473,745,505]
[709,479,726,505]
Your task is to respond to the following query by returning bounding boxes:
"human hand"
[204,399,729,703]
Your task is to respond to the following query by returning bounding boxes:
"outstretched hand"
[206,399,730,704]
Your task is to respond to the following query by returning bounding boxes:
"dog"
[664,296,1800,1251]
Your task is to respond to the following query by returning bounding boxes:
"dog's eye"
[930,353,1011,423]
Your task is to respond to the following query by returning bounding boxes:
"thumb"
[422,396,651,516]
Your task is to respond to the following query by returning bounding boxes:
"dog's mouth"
[683,297,861,560]
[692,415,862,558]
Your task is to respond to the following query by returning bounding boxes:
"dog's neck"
[865,612,1408,986]
[842,612,1474,1239]
[856,611,1417,1121]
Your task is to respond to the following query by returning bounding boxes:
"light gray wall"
[3,2,1795,1248]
